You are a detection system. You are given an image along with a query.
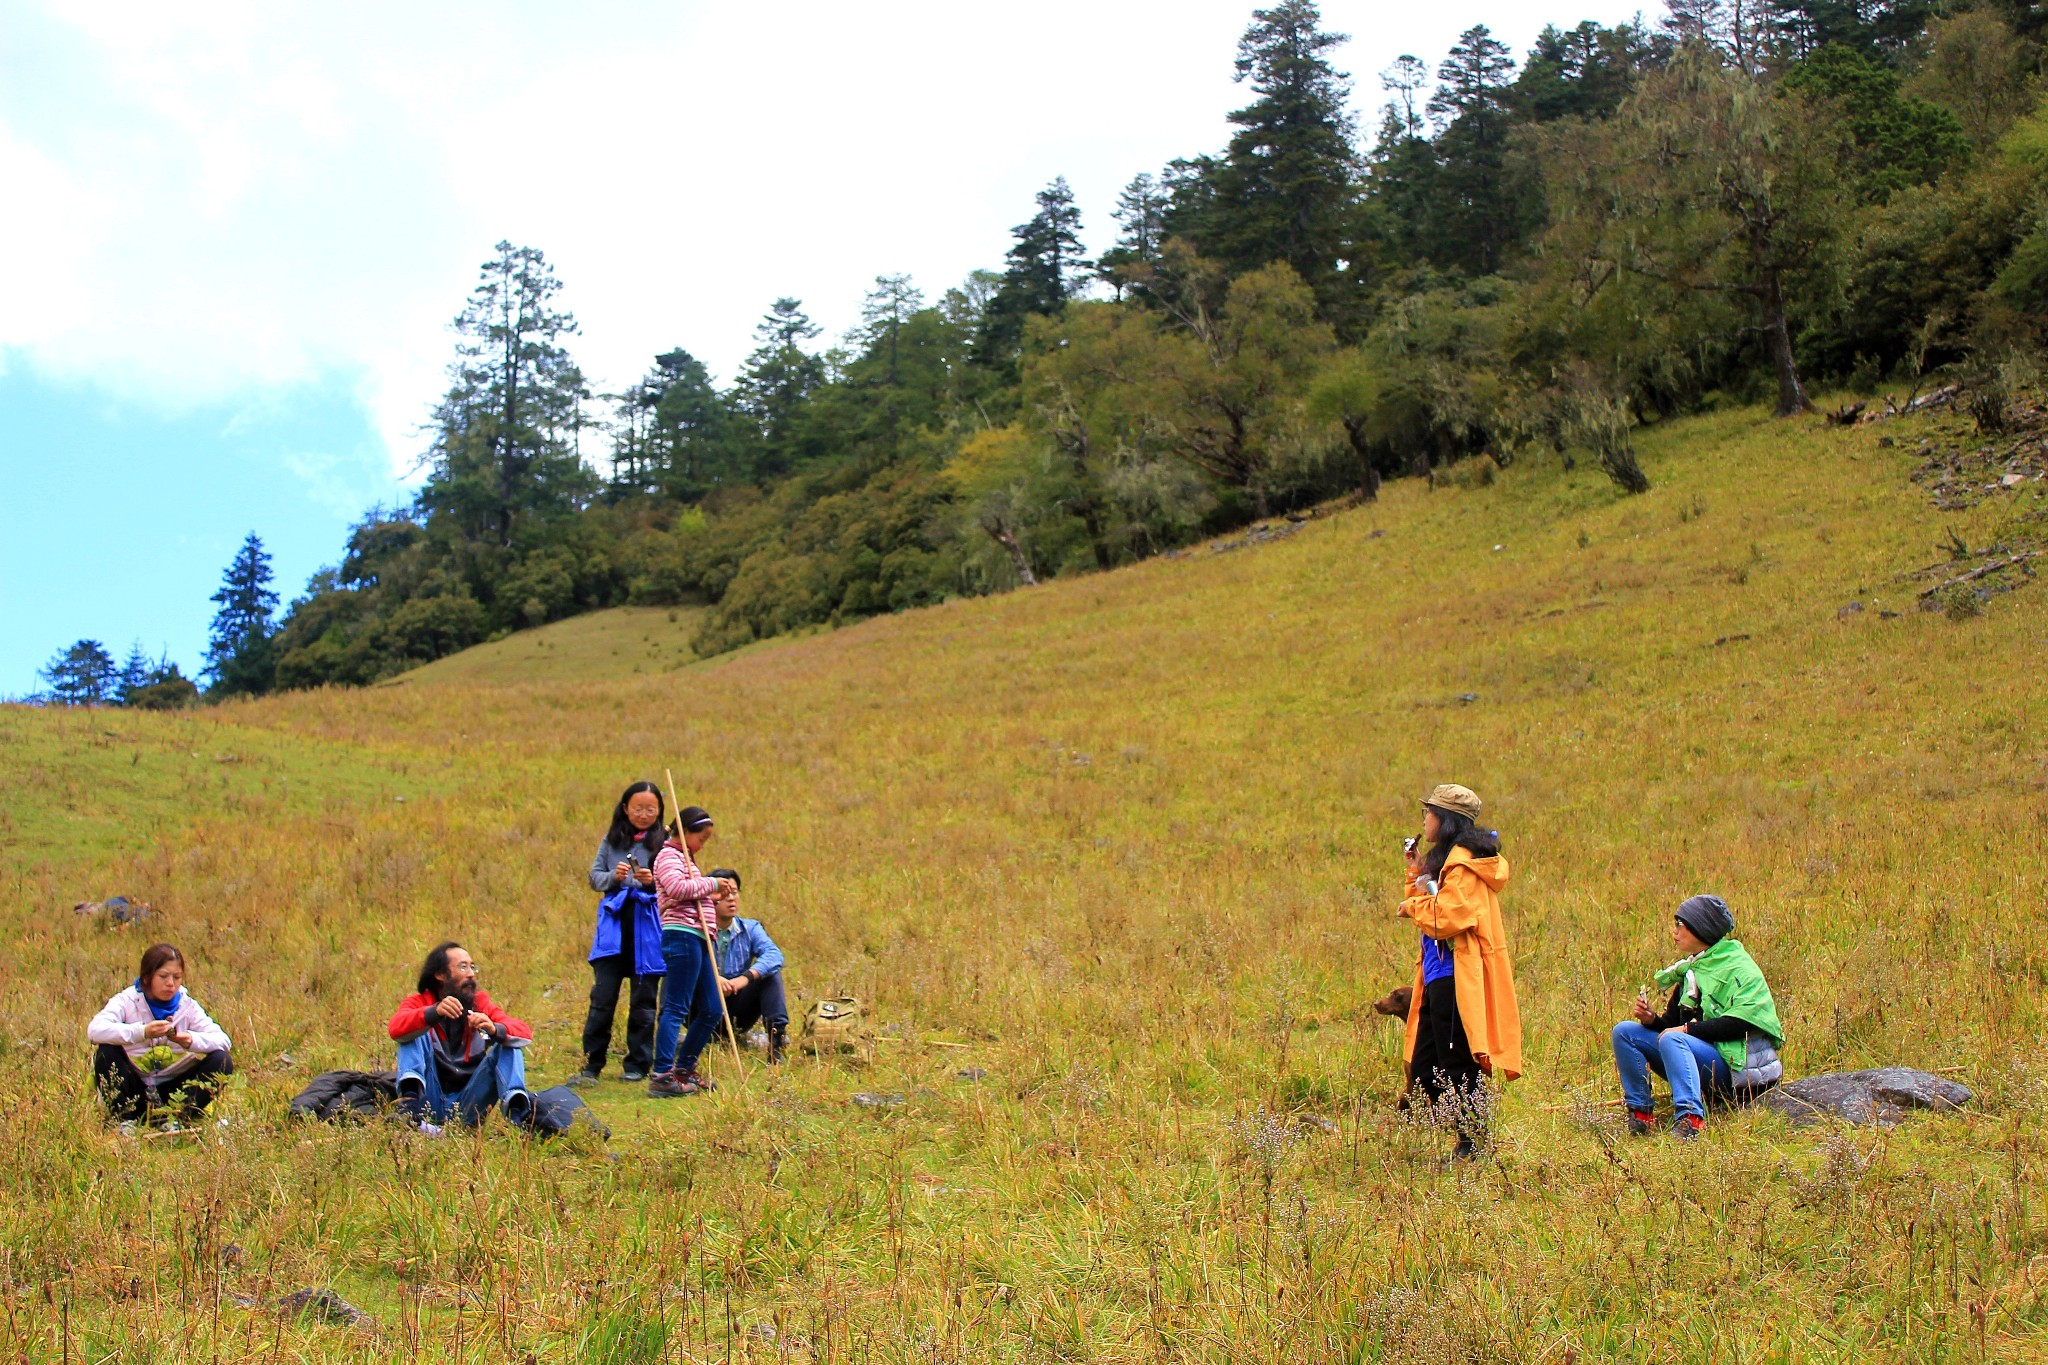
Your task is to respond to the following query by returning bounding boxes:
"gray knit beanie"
[1674,894,1734,945]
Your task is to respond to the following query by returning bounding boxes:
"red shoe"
[1672,1114,1705,1140]
[1626,1109,1655,1136]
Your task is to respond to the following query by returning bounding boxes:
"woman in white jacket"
[87,943,234,1123]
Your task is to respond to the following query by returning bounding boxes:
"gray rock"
[956,1067,988,1082]
[276,1287,376,1331]
[849,1092,905,1109]
[1756,1068,1970,1128]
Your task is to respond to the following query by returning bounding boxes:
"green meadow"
[4,404,2045,1362]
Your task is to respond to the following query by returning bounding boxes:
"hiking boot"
[1672,1114,1705,1141]
[621,1069,648,1083]
[766,1027,788,1065]
[565,1069,599,1089]
[646,1071,691,1099]
[1451,1134,1482,1161]
[676,1070,716,1095]
[1626,1109,1656,1136]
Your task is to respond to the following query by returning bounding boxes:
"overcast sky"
[0,0,1651,694]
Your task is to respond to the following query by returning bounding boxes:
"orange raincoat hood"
[1454,853,1509,892]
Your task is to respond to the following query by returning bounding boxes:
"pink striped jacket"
[653,841,722,935]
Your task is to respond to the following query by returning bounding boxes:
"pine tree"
[1780,42,1969,201]
[416,241,592,546]
[824,274,960,450]
[205,532,280,697]
[1202,1,1360,314]
[40,640,117,706]
[1099,174,1168,295]
[1007,178,1091,312]
[1753,1,1937,63]
[1158,155,1223,249]
[609,349,741,500]
[1380,55,1430,135]
[117,642,152,705]
[650,349,741,500]
[1514,22,1649,123]
[1427,25,1523,275]
[734,298,826,481]
[977,179,1092,372]
[1367,58,1442,268]
[858,274,926,385]
[1661,0,1735,54]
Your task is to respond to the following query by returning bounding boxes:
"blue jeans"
[653,929,722,1075]
[1612,1021,1733,1120]
[395,1035,531,1127]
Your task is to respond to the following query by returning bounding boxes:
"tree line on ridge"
[36,0,2048,702]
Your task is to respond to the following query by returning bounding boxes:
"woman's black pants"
[1409,977,1486,1137]
[93,1045,234,1122]
[582,953,662,1075]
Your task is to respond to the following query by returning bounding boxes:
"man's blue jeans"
[653,929,721,1076]
[395,1035,531,1127]
[1612,1021,1733,1120]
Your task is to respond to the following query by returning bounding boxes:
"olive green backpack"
[800,997,865,1055]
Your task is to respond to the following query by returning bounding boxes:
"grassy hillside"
[4,404,2045,1362]
[395,604,711,686]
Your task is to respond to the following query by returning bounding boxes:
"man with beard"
[388,941,534,1130]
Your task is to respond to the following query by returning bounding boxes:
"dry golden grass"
[3,404,2045,1362]
[398,605,711,686]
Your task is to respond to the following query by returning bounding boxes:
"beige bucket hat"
[1422,783,1483,822]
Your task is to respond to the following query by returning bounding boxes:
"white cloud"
[1,0,1647,480]
[277,446,397,519]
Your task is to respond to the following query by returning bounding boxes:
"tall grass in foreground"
[2,405,2044,1361]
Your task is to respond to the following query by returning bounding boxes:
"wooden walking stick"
[665,768,746,1081]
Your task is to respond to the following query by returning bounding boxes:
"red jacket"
[388,989,532,1061]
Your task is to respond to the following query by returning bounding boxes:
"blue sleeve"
[746,921,784,977]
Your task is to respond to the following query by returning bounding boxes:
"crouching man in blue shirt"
[708,869,789,1063]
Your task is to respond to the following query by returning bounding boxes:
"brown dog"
[1372,984,1418,1109]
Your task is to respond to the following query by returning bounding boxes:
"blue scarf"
[138,980,185,1021]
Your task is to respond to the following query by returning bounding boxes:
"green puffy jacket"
[1653,937,1784,1074]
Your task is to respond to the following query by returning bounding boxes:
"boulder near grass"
[1759,1067,1973,1127]
[2,404,2045,1360]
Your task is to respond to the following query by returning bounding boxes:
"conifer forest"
[97,0,2048,695]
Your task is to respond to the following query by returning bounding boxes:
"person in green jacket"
[1611,894,1785,1139]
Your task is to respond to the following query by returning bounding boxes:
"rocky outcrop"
[1755,1068,1970,1127]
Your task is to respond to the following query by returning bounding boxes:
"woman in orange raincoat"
[1399,783,1523,1158]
